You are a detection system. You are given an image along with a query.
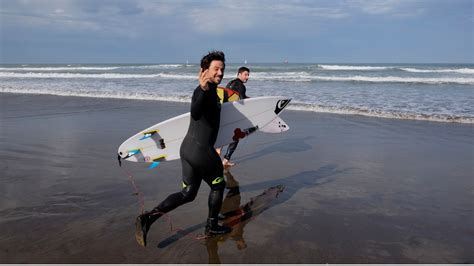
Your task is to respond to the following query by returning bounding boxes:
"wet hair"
[238,66,250,74]
[200,50,226,70]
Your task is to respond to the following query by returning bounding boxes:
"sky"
[0,0,473,64]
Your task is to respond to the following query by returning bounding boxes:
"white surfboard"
[118,96,291,164]
[259,116,289,133]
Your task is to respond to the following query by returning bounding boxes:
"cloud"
[187,2,257,34]
[186,1,349,35]
[348,0,425,17]
[2,0,421,39]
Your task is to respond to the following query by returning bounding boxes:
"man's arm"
[191,69,211,119]
[191,86,208,120]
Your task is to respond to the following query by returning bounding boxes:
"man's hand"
[198,68,210,91]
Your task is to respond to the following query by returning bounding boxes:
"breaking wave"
[1,87,472,124]
[288,102,474,124]
[1,71,472,84]
[319,64,474,74]
[0,72,196,79]
[0,64,186,71]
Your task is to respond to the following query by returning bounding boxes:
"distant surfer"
[135,50,231,247]
[221,66,251,167]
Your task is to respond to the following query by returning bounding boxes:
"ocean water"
[1,63,473,123]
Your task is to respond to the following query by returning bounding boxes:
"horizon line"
[1,62,473,65]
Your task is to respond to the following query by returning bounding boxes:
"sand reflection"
[206,169,284,264]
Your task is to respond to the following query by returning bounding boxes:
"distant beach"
[1,92,472,263]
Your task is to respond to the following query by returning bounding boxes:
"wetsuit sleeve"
[223,90,230,103]
[240,87,248,99]
[190,86,207,120]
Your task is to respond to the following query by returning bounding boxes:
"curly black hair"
[238,66,250,74]
[200,50,226,70]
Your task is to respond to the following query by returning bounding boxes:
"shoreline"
[1,91,472,125]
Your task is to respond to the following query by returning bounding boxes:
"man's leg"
[135,160,201,246]
[223,140,239,166]
[204,152,231,235]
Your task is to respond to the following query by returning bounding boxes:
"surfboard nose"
[117,146,141,162]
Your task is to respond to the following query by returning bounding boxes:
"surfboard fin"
[159,139,166,149]
[127,149,141,158]
[139,130,159,140]
[148,161,160,169]
[147,156,166,170]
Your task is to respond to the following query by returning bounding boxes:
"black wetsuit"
[224,78,248,160]
[154,83,225,219]
[226,78,248,99]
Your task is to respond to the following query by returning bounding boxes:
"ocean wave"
[0,86,192,103]
[318,65,474,74]
[2,87,472,124]
[0,72,197,79]
[287,102,474,124]
[308,75,474,85]
[0,64,186,71]
[318,65,391,71]
[1,71,473,85]
[252,73,474,85]
[125,64,186,69]
[0,66,121,71]
[400,68,474,74]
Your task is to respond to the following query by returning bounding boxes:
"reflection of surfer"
[207,170,246,263]
[135,51,231,247]
[206,169,284,263]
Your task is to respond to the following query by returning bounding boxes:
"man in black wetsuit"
[135,51,231,247]
[222,66,250,167]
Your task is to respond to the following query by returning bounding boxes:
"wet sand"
[1,92,473,263]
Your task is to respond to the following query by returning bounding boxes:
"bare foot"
[222,159,235,167]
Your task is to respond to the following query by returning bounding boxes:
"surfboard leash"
[118,162,210,241]
[119,165,145,214]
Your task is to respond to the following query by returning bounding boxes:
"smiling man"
[135,50,231,247]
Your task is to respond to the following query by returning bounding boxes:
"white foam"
[250,73,474,84]
[2,87,472,124]
[308,75,474,85]
[125,64,185,69]
[0,72,196,79]
[0,64,186,71]
[288,102,474,124]
[2,69,473,84]
[0,86,192,103]
[318,65,474,74]
[0,66,120,71]
[400,68,474,74]
[319,65,391,71]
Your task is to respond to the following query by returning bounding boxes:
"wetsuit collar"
[208,82,218,91]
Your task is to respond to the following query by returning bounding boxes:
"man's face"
[207,60,225,84]
[238,71,250,83]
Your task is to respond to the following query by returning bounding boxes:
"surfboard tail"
[260,117,290,133]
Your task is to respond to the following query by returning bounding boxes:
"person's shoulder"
[226,78,238,87]
[193,85,201,94]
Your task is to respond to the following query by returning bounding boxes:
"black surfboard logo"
[274,99,291,115]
